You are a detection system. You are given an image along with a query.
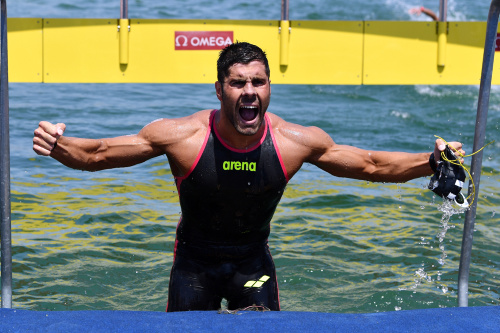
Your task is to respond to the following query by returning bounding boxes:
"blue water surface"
[3,0,499,313]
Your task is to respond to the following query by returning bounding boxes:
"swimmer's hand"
[33,121,66,156]
[433,138,465,167]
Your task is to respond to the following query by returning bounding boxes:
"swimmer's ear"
[215,81,223,101]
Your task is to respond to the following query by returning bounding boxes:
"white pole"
[439,0,448,21]
[0,0,12,309]
[457,0,500,307]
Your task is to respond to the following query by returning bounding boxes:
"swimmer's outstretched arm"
[273,117,464,183]
[33,120,166,171]
[309,132,464,183]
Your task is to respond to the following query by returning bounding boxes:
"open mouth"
[239,105,259,122]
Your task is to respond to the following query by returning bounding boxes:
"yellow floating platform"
[7,18,497,84]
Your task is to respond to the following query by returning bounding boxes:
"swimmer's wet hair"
[217,42,270,84]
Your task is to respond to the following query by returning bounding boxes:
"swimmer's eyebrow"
[227,76,268,86]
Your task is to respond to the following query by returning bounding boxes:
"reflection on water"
[6,81,500,312]
[12,168,500,312]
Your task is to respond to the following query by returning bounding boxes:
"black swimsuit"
[167,110,288,311]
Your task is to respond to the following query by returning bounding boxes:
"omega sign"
[175,31,233,50]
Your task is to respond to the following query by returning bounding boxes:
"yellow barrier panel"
[126,19,278,84]
[39,19,363,84]
[364,21,491,85]
[285,21,363,84]
[8,18,43,83]
[42,19,281,83]
[447,22,491,85]
[279,20,290,66]
[5,18,498,85]
[43,19,122,83]
[437,21,447,67]
[119,18,130,65]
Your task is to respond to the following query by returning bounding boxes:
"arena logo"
[175,31,233,50]
[222,160,256,172]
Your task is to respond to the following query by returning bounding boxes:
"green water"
[5,82,499,312]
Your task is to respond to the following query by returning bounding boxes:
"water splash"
[436,200,466,266]
[405,199,467,298]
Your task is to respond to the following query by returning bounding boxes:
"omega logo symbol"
[175,35,188,47]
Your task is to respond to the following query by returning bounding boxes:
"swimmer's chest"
[180,133,286,197]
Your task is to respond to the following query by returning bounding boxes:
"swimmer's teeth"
[239,105,258,121]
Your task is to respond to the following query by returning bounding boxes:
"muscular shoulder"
[268,113,333,154]
[139,109,212,148]
[266,113,335,176]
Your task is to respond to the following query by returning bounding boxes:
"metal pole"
[281,0,289,21]
[0,0,12,309]
[457,0,500,307]
[120,0,128,19]
[439,0,448,22]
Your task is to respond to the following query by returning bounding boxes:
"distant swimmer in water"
[33,42,464,312]
[409,6,439,21]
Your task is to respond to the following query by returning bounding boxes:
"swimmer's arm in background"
[33,120,167,171]
[409,7,439,21]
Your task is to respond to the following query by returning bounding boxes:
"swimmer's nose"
[243,81,256,96]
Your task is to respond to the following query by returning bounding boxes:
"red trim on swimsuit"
[266,114,289,182]
[174,110,215,190]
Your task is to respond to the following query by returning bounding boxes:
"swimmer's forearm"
[50,136,156,171]
[315,148,433,183]
[49,136,110,171]
[360,151,433,183]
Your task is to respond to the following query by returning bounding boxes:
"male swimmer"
[33,42,464,311]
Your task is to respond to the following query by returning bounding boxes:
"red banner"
[175,31,233,50]
[496,33,500,51]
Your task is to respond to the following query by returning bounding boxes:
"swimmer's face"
[215,60,271,136]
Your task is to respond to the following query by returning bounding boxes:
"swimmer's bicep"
[297,126,362,173]
[308,143,376,179]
